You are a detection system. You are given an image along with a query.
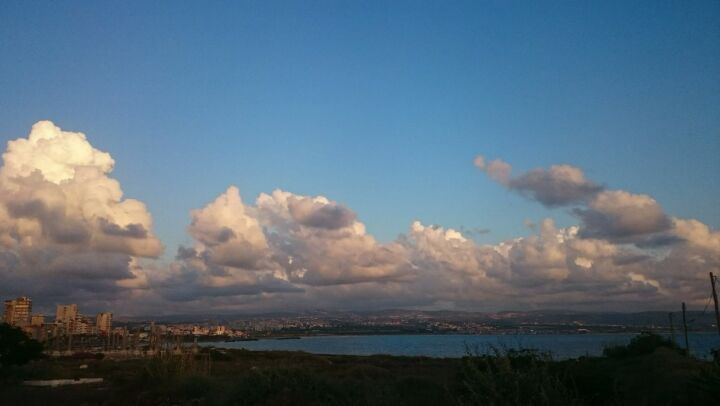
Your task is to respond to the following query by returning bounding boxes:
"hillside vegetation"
[0,333,718,405]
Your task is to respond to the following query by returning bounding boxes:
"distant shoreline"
[196,328,717,343]
[201,332,720,360]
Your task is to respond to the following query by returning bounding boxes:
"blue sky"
[1,0,718,260]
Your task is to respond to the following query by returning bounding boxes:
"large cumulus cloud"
[2,123,718,315]
[153,156,718,312]
[472,154,719,308]
[256,189,409,285]
[187,186,270,270]
[0,121,163,306]
[154,176,719,312]
[156,187,410,304]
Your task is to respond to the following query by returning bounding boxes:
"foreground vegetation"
[0,332,718,405]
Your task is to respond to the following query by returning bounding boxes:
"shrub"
[142,352,207,382]
[602,332,684,358]
[178,374,214,399]
[0,323,44,367]
[229,367,353,405]
[458,346,580,405]
[692,348,720,402]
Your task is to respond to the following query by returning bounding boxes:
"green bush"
[692,348,720,402]
[0,323,44,367]
[603,332,684,358]
[228,367,355,405]
[178,374,214,399]
[458,347,581,405]
[142,353,207,382]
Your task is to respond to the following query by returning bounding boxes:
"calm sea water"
[209,333,720,360]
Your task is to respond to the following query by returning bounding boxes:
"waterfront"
[210,333,720,359]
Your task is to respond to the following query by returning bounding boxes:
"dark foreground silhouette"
[1,331,718,405]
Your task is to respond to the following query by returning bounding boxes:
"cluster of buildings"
[3,296,113,341]
[130,322,245,338]
[2,296,248,346]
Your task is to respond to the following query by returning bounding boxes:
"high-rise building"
[55,304,78,325]
[55,304,79,334]
[96,312,112,335]
[23,315,47,341]
[3,296,32,326]
[73,316,93,335]
[30,314,45,326]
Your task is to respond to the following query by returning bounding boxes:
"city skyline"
[3,296,114,342]
[0,1,719,315]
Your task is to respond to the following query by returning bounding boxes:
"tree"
[0,323,44,367]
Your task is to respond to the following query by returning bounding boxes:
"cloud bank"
[1,122,718,314]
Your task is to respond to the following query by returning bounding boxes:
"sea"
[208,333,720,360]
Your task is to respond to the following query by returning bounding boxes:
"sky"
[0,1,718,315]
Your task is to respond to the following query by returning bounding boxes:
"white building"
[96,312,112,335]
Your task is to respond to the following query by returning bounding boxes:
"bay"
[208,333,720,360]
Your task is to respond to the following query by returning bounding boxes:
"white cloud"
[576,190,671,240]
[475,155,601,206]
[0,121,162,304]
[477,157,512,184]
[2,125,718,314]
[188,186,269,269]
